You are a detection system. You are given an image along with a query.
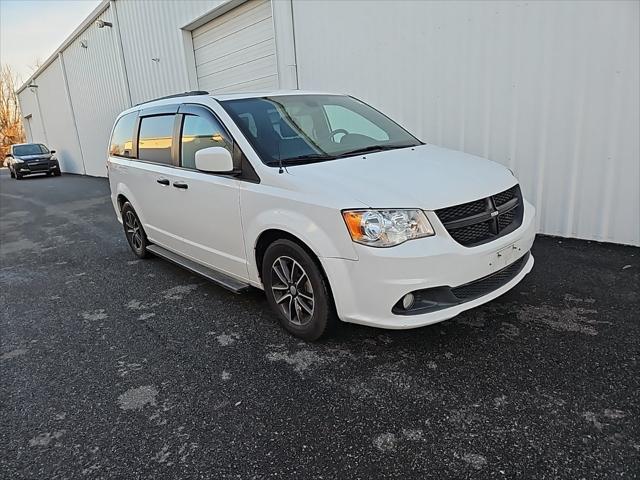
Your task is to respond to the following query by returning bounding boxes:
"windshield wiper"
[268,153,336,166]
[267,144,415,167]
[335,144,408,158]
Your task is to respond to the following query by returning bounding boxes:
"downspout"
[111,0,132,106]
[289,0,299,89]
[58,52,87,175]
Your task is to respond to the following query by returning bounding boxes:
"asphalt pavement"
[1,170,638,479]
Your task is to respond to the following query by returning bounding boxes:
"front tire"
[54,170,61,177]
[9,169,14,178]
[15,171,23,180]
[262,239,337,341]
[121,202,149,259]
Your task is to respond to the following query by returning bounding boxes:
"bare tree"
[0,64,25,159]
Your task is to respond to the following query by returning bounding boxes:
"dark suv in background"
[5,143,61,179]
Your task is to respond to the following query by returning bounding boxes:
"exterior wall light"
[28,82,39,93]
[96,20,113,28]
[80,40,88,49]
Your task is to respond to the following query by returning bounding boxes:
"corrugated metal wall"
[61,7,130,177]
[29,57,85,174]
[15,0,639,245]
[114,0,222,104]
[292,0,640,245]
[17,88,46,145]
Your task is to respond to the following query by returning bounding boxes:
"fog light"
[402,293,415,310]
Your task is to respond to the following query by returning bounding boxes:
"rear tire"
[121,202,149,259]
[262,239,337,341]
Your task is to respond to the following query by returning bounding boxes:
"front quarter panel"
[240,182,362,286]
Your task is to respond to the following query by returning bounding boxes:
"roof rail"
[135,90,209,106]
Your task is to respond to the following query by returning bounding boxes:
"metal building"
[17,0,639,246]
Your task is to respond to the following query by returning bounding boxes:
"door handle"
[156,178,170,186]
[173,182,188,189]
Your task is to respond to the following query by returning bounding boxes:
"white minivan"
[107,91,535,340]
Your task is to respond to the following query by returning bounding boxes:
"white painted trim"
[271,0,298,89]
[180,29,199,91]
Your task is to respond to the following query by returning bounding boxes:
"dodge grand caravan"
[107,91,535,340]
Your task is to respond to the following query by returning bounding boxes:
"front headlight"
[342,209,434,247]
[14,158,24,163]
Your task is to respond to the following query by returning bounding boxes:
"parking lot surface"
[1,171,639,479]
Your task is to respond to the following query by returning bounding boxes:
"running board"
[147,244,250,294]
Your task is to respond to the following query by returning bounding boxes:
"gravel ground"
[1,170,639,479]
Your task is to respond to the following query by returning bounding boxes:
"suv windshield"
[221,95,421,166]
[13,144,49,156]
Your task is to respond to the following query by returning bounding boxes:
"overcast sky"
[1,0,101,83]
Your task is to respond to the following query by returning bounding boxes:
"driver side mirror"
[4,153,11,158]
[50,150,56,154]
[195,147,234,173]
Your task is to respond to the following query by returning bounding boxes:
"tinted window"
[221,95,420,166]
[180,114,232,169]
[13,144,49,156]
[138,115,175,164]
[109,112,137,157]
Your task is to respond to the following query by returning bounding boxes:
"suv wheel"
[9,169,15,178]
[121,202,149,258]
[262,239,336,340]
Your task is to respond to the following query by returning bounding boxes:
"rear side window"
[180,114,232,169]
[109,112,137,157]
[138,115,175,165]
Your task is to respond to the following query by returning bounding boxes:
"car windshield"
[13,144,48,156]
[221,95,422,166]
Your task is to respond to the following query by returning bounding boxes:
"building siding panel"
[30,57,85,174]
[114,0,224,105]
[292,0,640,245]
[17,89,46,145]
[62,7,130,177]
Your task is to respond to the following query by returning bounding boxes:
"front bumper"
[16,162,60,175]
[322,200,536,329]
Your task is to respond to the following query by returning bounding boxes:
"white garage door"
[192,0,278,93]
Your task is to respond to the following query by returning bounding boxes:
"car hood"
[285,144,518,210]
[16,153,52,161]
